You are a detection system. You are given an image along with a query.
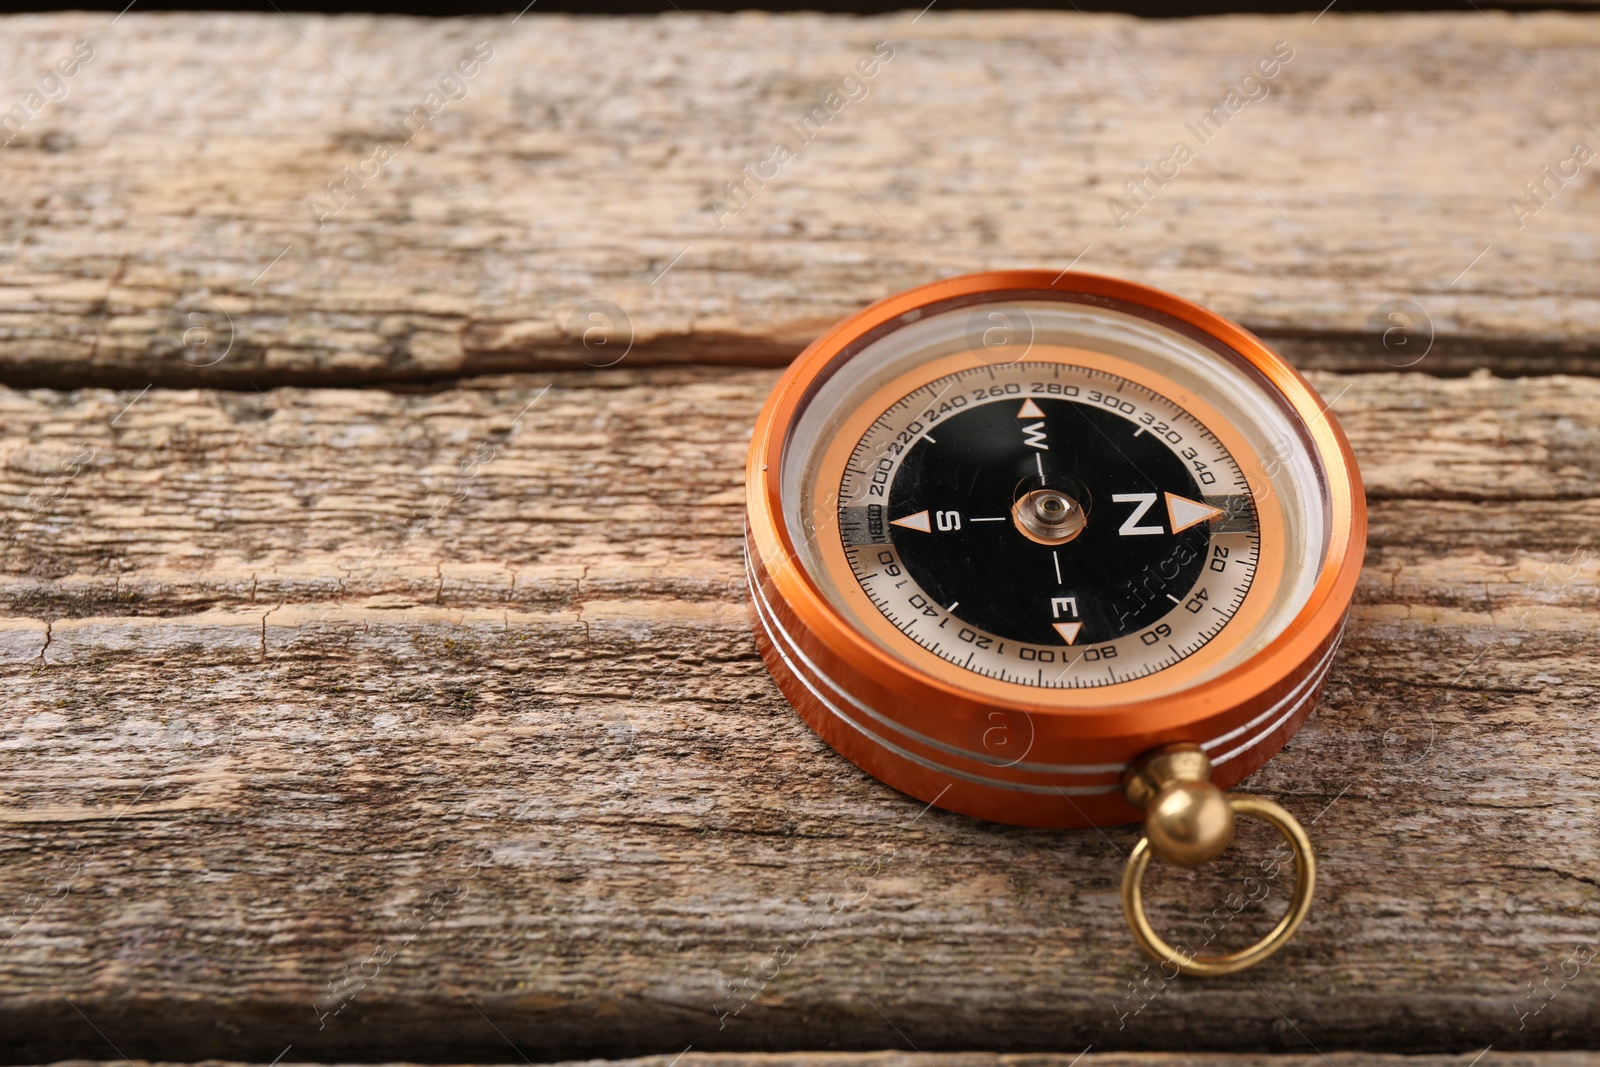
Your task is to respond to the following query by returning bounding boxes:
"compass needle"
[747,272,1365,977]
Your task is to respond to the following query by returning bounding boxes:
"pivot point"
[1013,488,1087,545]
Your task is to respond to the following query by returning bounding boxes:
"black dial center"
[884,397,1211,646]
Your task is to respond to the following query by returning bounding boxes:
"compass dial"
[834,362,1258,687]
[807,343,1290,704]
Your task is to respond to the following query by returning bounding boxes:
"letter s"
[73,40,95,62]
[874,40,895,62]
[1272,39,1294,61]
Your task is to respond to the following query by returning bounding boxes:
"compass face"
[834,362,1259,688]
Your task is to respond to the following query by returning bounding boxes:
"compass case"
[745,271,1365,828]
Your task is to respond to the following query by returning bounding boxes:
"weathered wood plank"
[2,11,1599,387]
[4,367,1600,611]
[3,368,1600,1061]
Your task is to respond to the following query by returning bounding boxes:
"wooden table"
[4,8,1600,1065]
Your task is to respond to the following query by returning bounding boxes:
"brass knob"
[1122,743,1234,866]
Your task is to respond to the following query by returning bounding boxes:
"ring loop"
[1121,794,1315,977]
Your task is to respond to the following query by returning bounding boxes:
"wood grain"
[2,11,1600,387]
[4,367,1600,1061]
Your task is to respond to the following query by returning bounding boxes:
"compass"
[745,271,1365,974]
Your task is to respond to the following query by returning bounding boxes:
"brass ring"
[1120,794,1315,977]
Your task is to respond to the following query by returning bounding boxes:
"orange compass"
[745,271,1365,975]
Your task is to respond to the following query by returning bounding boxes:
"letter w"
[1022,422,1049,450]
